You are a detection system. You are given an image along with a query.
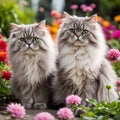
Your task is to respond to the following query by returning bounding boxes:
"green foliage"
[0,0,35,38]
[113,61,120,77]
[73,86,120,120]
[108,40,120,51]
[79,99,120,120]
[0,63,12,105]
[99,0,120,19]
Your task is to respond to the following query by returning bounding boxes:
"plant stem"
[72,10,76,15]
[108,89,111,109]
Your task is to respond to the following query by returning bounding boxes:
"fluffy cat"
[53,12,118,107]
[8,21,57,109]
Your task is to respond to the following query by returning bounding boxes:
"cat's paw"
[33,103,47,109]
[22,99,33,109]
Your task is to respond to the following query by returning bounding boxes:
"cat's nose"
[76,34,81,38]
[26,40,32,45]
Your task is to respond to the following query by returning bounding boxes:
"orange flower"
[102,20,110,28]
[0,51,7,62]
[52,34,57,41]
[46,25,53,32]
[51,27,58,34]
[97,16,104,24]
[114,15,120,22]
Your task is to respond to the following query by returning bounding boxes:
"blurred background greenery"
[0,0,35,37]
[0,0,120,38]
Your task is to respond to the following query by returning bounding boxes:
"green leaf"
[86,99,98,105]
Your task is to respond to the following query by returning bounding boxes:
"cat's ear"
[87,14,97,23]
[10,23,21,31]
[63,12,72,20]
[37,20,46,28]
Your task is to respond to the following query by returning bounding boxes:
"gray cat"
[53,12,118,107]
[8,21,57,109]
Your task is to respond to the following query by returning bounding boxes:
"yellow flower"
[114,15,120,22]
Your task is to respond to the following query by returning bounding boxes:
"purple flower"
[112,30,120,39]
[102,27,112,40]
[57,107,74,120]
[106,49,120,62]
[105,33,112,40]
[70,4,78,10]
[108,25,117,31]
[7,103,26,119]
[66,95,82,105]
[34,112,55,120]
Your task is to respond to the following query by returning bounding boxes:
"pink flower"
[80,4,94,12]
[70,4,78,10]
[106,49,120,62]
[90,3,96,9]
[66,95,82,105]
[112,30,120,39]
[34,112,55,120]
[117,86,120,91]
[57,107,74,120]
[82,6,93,12]
[7,103,26,119]
[117,80,120,86]
[80,4,87,9]
[51,10,62,19]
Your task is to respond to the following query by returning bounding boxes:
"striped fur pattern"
[53,12,118,106]
[8,21,57,108]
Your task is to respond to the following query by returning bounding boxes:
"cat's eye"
[82,30,88,34]
[81,30,89,34]
[69,28,75,33]
[33,37,38,41]
[20,38,26,42]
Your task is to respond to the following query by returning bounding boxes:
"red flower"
[0,40,7,52]
[2,70,12,80]
[0,51,7,62]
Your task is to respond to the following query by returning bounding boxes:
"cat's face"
[9,21,49,53]
[59,12,98,46]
